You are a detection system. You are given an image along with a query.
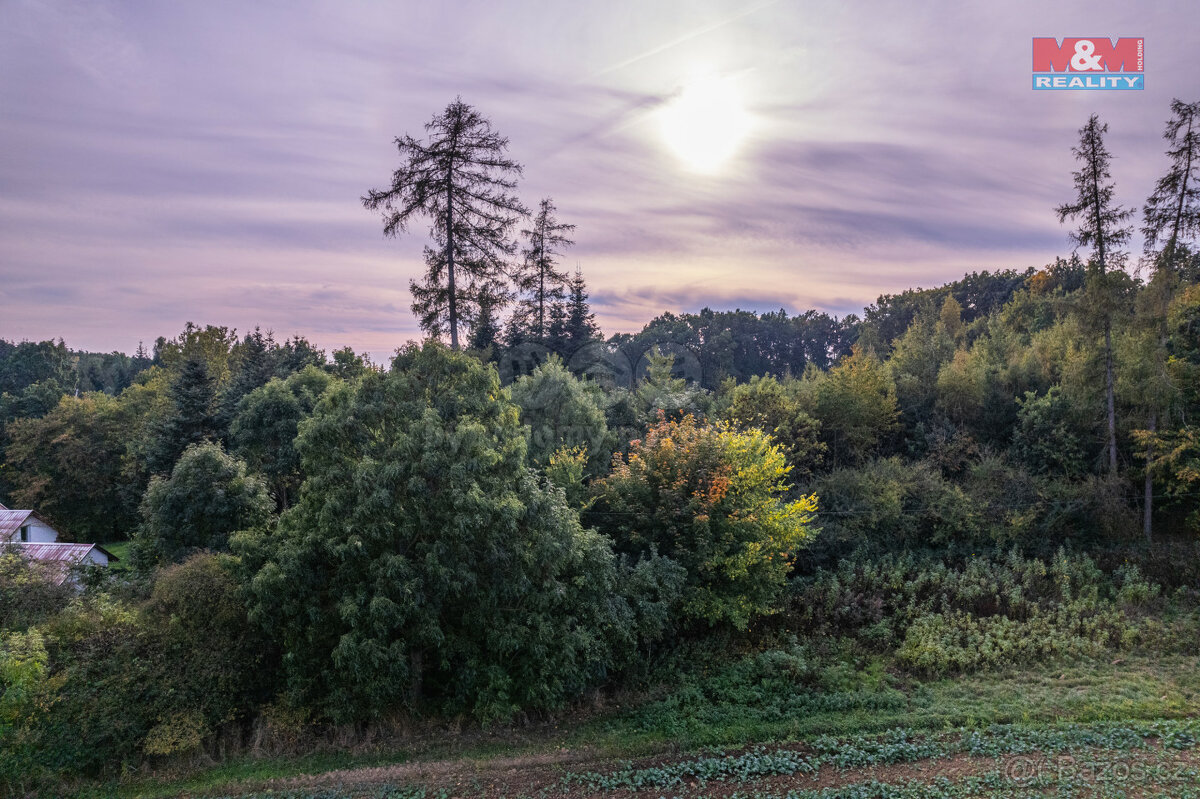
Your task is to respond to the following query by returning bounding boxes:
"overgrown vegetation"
[2,98,1200,797]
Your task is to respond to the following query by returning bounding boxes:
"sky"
[1,0,1195,361]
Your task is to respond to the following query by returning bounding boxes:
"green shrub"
[789,549,1200,675]
[0,549,73,632]
[145,552,277,732]
[808,457,980,550]
[590,414,818,629]
[1011,385,1093,477]
[33,594,160,777]
[143,709,207,757]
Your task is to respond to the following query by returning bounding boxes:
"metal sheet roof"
[6,542,116,585]
[0,509,34,539]
[13,542,94,561]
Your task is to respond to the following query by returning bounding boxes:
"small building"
[8,542,118,586]
[0,506,63,544]
[0,501,118,585]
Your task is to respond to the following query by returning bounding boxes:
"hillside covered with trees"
[2,99,1200,797]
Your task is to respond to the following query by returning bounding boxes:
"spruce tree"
[467,292,503,354]
[564,267,601,354]
[218,328,275,432]
[546,299,568,357]
[512,198,575,343]
[147,356,220,475]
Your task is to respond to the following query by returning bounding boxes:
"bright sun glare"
[659,75,751,174]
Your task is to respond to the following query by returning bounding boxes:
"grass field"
[86,654,1200,799]
[99,540,131,569]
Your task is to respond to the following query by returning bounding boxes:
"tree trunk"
[1089,134,1117,476]
[446,180,459,350]
[1143,411,1156,543]
[1104,320,1117,473]
[409,649,424,705]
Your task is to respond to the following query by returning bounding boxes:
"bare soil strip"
[219,742,1200,798]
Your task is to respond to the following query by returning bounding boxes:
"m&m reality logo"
[1032,37,1144,90]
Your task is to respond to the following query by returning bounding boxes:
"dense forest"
[2,99,1199,795]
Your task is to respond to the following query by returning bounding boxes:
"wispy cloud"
[1,0,1194,361]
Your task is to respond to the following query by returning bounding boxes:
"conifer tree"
[467,292,503,354]
[512,198,575,343]
[147,356,220,475]
[1056,114,1132,474]
[218,328,274,432]
[1138,99,1200,538]
[564,267,601,353]
[545,299,569,357]
[363,99,525,349]
[1144,100,1200,272]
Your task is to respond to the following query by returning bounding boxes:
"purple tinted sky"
[0,0,1194,360]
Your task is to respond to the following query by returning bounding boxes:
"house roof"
[6,542,117,585]
[0,509,35,539]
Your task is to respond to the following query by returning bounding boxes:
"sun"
[659,75,751,174]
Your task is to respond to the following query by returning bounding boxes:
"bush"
[3,554,275,787]
[808,457,980,552]
[33,594,159,778]
[591,414,818,629]
[1012,386,1093,477]
[144,553,276,734]
[807,453,1141,558]
[787,549,1199,675]
[0,629,53,790]
[0,549,73,632]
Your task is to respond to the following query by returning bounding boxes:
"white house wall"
[24,519,59,543]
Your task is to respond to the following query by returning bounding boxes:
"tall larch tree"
[1056,114,1132,474]
[363,98,525,349]
[1139,98,1200,539]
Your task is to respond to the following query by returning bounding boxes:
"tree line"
[0,96,1198,792]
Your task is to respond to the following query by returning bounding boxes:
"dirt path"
[230,742,1200,798]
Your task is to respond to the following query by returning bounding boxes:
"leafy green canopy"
[510,355,610,474]
[231,366,336,510]
[239,342,635,722]
[592,414,818,629]
[135,441,273,567]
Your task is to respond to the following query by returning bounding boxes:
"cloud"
[1,0,1194,360]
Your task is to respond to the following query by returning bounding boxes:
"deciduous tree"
[510,355,610,474]
[238,343,635,721]
[135,441,272,567]
[591,414,818,629]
